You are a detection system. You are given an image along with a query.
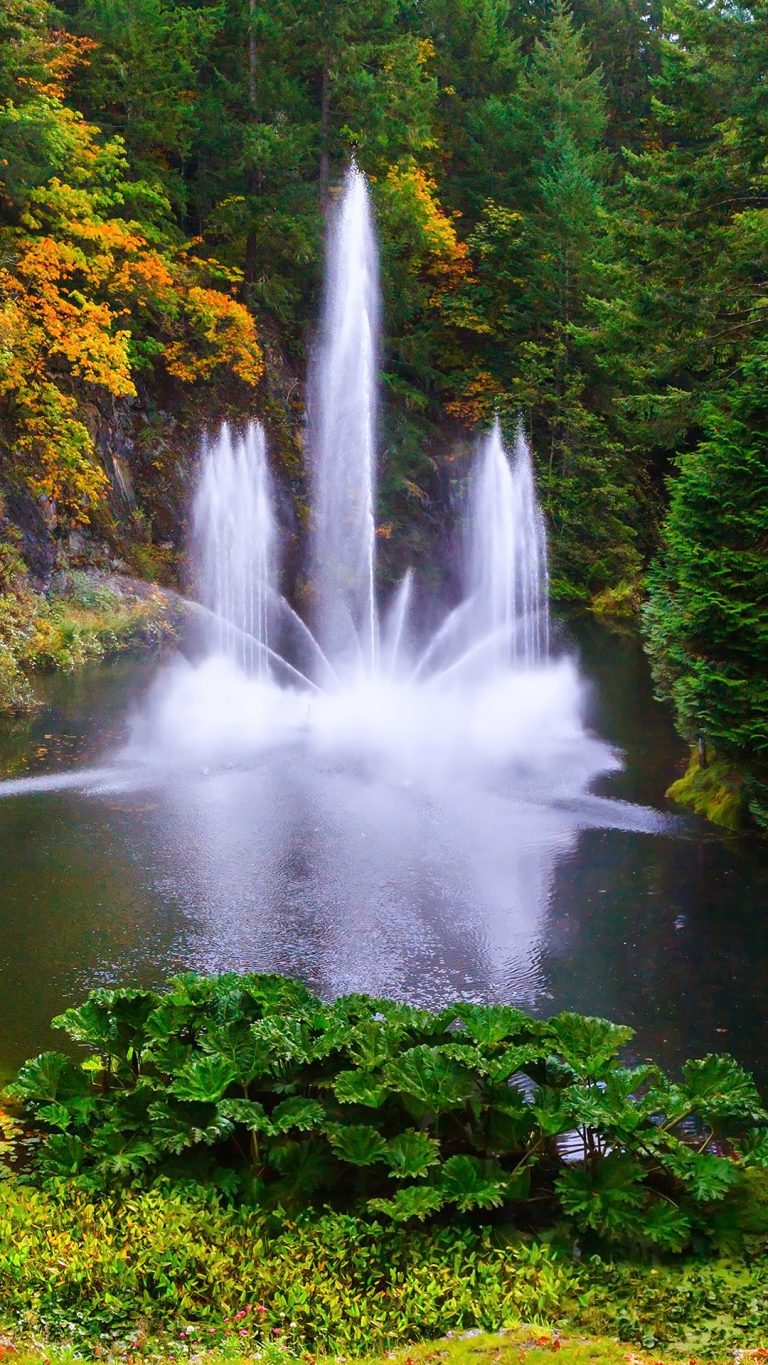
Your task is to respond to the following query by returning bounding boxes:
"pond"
[2,616,767,1089]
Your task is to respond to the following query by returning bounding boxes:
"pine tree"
[644,342,768,827]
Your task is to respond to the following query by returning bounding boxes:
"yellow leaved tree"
[0,17,262,523]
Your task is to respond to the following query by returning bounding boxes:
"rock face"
[1,336,463,601]
[2,486,57,586]
[90,393,138,521]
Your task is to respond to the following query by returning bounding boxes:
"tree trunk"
[319,60,331,210]
[248,0,257,109]
[244,0,259,288]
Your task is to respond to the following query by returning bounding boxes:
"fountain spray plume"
[76,160,625,830]
[193,420,277,677]
[465,418,549,671]
[310,163,380,675]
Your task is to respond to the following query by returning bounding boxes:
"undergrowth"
[0,571,174,712]
[7,974,768,1254]
[1,1182,768,1357]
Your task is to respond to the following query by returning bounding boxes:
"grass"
[5,1326,768,1365]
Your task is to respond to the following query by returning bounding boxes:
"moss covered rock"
[667,751,746,831]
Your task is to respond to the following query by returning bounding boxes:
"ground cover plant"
[1,1180,768,1356]
[5,1328,760,1365]
[6,973,768,1255]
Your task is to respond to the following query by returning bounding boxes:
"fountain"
[193,421,276,677]
[310,164,380,675]
[0,161,630,811]
[466,418,549,671]
[0,162,675,1031]
[189,168,554,704]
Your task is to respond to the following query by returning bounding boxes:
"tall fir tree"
[644,342,768,827]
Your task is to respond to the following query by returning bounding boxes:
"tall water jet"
[310,164,380,673]
[466,419,549,670]
[193,420,277,676]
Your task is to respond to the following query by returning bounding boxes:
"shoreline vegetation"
[666,754,747,834]
[3,973,768,1359]
[0,568,177,714]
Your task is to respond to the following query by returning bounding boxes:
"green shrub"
[0,589,39,710]
[64,571,121,613]
[0,641,35,711]
[590,582,642,619]
[6,974,768,1255]
[22,589,174,673]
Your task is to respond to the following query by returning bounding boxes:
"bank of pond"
[3,972,768,1358]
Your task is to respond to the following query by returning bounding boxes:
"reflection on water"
[1,621,767,1087]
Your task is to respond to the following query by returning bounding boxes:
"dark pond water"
[1,618,767,1087]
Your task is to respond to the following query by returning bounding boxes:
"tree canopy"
[1,0,766,812]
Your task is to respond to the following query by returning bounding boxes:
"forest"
[0,0,766,824]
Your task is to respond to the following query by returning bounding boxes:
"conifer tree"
[645,342,768,827]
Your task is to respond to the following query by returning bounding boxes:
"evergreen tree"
[644,343,768,827]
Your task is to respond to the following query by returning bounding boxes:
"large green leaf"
[249,1017,313,1067]
[384,1130,441,1179]
[680,1055,766,1122]
[345,1020,405,1069]
[149,1099,234,1153]
[217,1098,273,1132]
[240,973,319,1018]
[332,1068,388,1108]
[269,1098,327,1133]
[53,989,157,1064]
[484,1044,551,1082]
[199,1024,263,1081]
[268,1137,336,1196]
[92,1133,158,1179]
[563,1069,656,1137]
[438,1042,492,1074]
[144,1000,197,1043]
[301,1008,351,1060]
[170,1055,238,1103]
[733,1132,768,1168]
[642,1200,692,1252]
[555,1154,646,1235]
[9,1052,91,1105]
[479,1092,535,1152]
[531,1086,574,1138]
[659,1145,741,1202]
[438,1154,510,1211]
[37,1101,79,1130]
[367,1186,445,1222]
[452,1003,533,1047]
[36,1132,87,1178]
[384,1045,476,1111]
[328,1124,389,1166]
[545,1014,634,1075]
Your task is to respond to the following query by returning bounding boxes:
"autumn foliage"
[0,13,262,522]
